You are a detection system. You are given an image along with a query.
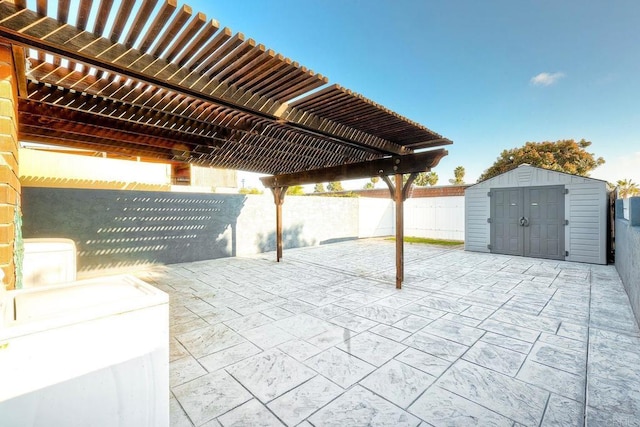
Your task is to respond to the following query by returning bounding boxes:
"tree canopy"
[617,179,639,199]
[477,139,605,182]
[327,181,344,192]
[449,166,465,185]
[286,185,305,196]
[414,171,438,186]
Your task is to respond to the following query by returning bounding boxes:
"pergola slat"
[123,0,158,48]
[138,0,178,53]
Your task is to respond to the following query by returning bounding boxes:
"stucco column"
[0,43,20,290]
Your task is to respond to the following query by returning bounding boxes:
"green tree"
[327,181,344,192]
[478,139,605,182]
[413,171,438,186]
[286,185,305,196]
[449,166,465,185]
[238,187,262,195]
[363,182,374,189]
[313,183,325,193]
[617,179,639,198]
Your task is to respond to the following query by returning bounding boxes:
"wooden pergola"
[0,0,451,288]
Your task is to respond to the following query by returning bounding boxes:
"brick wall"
[347,185,470,199]
[0,43,20,289]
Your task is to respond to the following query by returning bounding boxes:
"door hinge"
[487,218,492,223]
[487,244,492,250]
[564,189,569,194]
[565,251,569,257]
[564,219,569,225]
[487,191,492,197]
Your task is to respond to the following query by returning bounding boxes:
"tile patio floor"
[135,238,640,427]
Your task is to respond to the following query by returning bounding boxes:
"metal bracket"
[565,251,569,257]
[487,244,492,250]
[487,218,492,223]
[487,191,492,197]
[564,189,569,194]
[565,219,569,225]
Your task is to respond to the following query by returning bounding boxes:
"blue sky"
[188,0,639,188]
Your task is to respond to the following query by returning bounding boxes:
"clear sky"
[186,0,639,189]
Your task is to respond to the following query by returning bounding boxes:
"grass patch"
[386,236,464,246]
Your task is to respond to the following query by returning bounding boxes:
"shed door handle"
[519,216,529,227]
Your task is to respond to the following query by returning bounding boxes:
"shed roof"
[0,0,450,178]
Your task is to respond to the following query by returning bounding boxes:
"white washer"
[0,275,169,427]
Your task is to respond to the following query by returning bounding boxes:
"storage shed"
[465,164,608,264]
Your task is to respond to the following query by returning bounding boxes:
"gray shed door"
[490,186,565,260]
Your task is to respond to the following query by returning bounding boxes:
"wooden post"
[270,186,287,262]
[394,173,404,289]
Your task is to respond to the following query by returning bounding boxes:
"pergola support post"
[382,172,419,289]
[394,173,404,289]
[270,186,288,262]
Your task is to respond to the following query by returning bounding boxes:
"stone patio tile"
[538,332,586,352]
[261,306,295,321]
[441,312,482,327]
[394,347,452,377]
[171,317,209,336]
[170,395,194,427]
[171,355,207,388]
[267,375,343,426]
[305,325,352,349]
[462,341,526,376]
[400,303,448,320]
[541,394,583,427]
[460,305,496,320]
[328,313,379,332]
[277,339,322,361]
[275,314,334,339]
[585,406,639,427]
[408,386,513,427]
[198,341,262,372]
[332,297,367,310]
[176,323,246,358]
[421,318,485,346]
[556,322,589,342]
[170,337,190,362]
[436,359,548,426]
[403,330,468,362]
[352,304,410,325]
[173,370,252,426]
[306,304,349,320]
[199,307,242,325]
[376,295,414,309]
[226,348,316,403]
[217,399,284,427]
[369,324,412,342]
[393,315,433,333]
[478,319,540,343]
[517,360,585,402]
[587,373,640,417]
[239,324,296,349]
[361,359,436,408]
[224,312,273,331]
[528,341,586,375]
[489,309,561,333]
[415,295,471,314]
[305,347,375,388]
[277,299,316,314]
[308,385,420,427]
[336,331,406,367]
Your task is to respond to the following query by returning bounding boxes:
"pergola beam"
[260,149,448,188]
